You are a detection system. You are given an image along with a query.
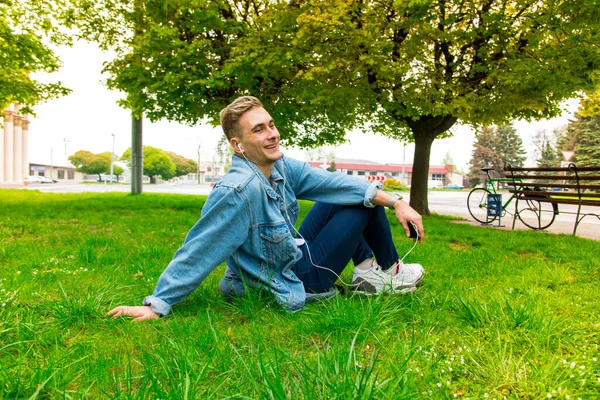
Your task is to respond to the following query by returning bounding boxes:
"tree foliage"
[327,160,337,173]
[167,151,199,177]
[556,123,581,163]
[305,148,336,164]
[68,150,111,179]
[121,146,176,183]
[467,126,503,187]
[113,164,124,182]
[495,126,527,169]
[579,89,600,118]
[80,0,600,214]
[467,125,526,186]
[532,130,561,170]
[215,136,232,173]
[0,0,75,113]
[562,99,600,184]
[575,115,600,169]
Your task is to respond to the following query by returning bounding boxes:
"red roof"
[308,161,451,174]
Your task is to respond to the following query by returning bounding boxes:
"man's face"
[236,107,282,167]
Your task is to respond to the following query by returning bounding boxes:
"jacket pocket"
[259,222,291,268]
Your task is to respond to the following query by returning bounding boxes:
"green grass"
[1,189,599,399]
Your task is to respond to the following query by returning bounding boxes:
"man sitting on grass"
[109,96,425,321]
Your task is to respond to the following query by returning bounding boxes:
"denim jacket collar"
[233,155,285,200]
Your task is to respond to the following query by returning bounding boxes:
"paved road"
[6,183,599,240]
[427,190,599,241]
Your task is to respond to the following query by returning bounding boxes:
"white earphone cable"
[239,150,417,287]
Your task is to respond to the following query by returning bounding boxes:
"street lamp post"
[110,133,115,184]
[402,144,406,186]
[63,138,69,160]
[197,141,201,184]
[49,147,53,180]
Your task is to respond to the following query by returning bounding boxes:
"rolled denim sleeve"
[143,187,249,315]
[284,157,382,207]
[363,181,383,207]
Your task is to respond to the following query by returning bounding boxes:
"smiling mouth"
[265,143,278,150]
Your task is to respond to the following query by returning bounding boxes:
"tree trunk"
[406,115,458,215]
[409,134,436,215]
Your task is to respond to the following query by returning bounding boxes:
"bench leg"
[512,199,518,230]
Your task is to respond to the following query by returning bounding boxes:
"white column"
[0,109,8,182]
[13,114,23,183]
[3,109,14,183]
[22,117,29,180]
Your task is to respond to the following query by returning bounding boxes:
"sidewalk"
[429,192,600,241]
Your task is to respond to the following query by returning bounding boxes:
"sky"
[28,41,581,172]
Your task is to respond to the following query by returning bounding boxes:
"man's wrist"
[387,193,403,210]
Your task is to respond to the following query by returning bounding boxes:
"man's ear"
[230,139,243,153]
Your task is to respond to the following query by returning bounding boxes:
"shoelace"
[394,260,404,275]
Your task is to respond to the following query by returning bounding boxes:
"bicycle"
[467,168,557,230]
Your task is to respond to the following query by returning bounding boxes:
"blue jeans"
[293,203,399,293]
[218,203,399,299]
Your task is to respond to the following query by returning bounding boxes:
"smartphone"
[408,221,418,239]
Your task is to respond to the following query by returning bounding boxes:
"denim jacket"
[144,154,382,313]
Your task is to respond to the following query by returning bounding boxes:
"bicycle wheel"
[517,199,557,230]
[467,188,497,224]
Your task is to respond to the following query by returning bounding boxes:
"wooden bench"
[504,163,600,235]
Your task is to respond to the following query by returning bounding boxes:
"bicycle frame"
[483,172,523,215]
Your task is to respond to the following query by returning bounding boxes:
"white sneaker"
[351,260,424,295]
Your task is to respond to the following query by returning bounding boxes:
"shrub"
[383,178,408,191]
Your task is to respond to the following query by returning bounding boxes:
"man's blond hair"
[220,96,264,140]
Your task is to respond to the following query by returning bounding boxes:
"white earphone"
[237,143,244,152]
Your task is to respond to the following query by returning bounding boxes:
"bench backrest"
[504,163,600,206]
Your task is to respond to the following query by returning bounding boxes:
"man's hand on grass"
[107,305,160,322]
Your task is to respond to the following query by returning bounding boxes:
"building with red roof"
[308,158,464,188]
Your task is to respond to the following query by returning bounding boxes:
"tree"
[442,153,455,169]
[215,136,232,173]
[467,126,503,187]
[167,152,199,178]
[533,130,561,170]
[575,114,600,171]
[327,160,337,173]
[556,123,581,163]
[305,148,336,169]
[79,0,600,214]
[267,0,600,213]
[121,146,176,183]
[495,126,527,169]
[68,150,111,180]
[560,94,600,169]
[1,0,74,113]
[560,97,600,186]
[579,89,600,118]
[113,165,124,182]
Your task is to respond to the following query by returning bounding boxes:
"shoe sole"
[350,273,424,296]
[351,286,418,296]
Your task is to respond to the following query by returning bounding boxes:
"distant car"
[97,176,117,182]
[38,176,57,183]
[26,176,45,183]
[443,183,464,189]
